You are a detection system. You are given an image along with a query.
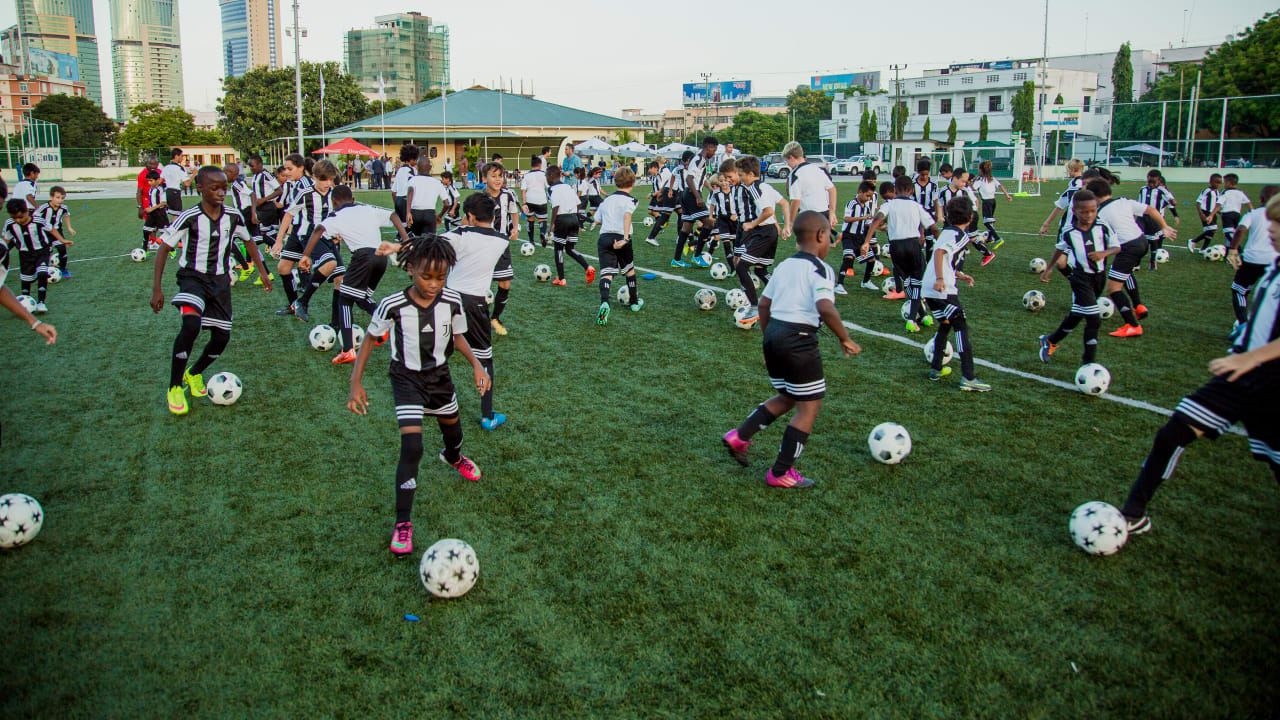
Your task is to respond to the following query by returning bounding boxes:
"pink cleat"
[390,521,413,555]
[439,451,482,481]
[766,467,815,488]
[722,429,752,467]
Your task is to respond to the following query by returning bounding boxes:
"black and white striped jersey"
[670,163,687,193]
[710,190,731,217]
[937,185,972,215]
[685,154,711,194]
[252,170,279,201]
[3,217,53,252]
[739,180,784,226]
[1054,177,1084,230]
[1138,185,1176,213]
[33,203,69,231]
[161,207,253,275]
[228,177,254,215]
[285,187,335,240]
[486,188,520,236]
[1057,222,1120,274]
[652,167,674,194]
[1240,263,1280,353]
[841,197,876,234]
[368,287,468,372]
[730,183,745,219]
[146,186,165,212]
[912,178,939,212]
[1196,187,1221,215]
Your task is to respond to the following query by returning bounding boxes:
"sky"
[0,0,1275,120]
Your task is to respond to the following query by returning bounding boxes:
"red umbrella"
[314,137,380,157]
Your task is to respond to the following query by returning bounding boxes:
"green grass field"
[2,179,1278,718]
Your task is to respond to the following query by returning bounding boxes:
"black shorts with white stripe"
[492,247,514,280]
[339,248,387,299]
[389,363,459,427]
[1068,270,1107,314]
[171,268,233,331]
[1108,238,1148,282]
[1221,211,1242,231]
[740,225,779,266]
[17,249,52,282]
[458,292,492,361]
[311,239,346,276]
[143,208,169,234]
[1138,214,1164,240]
[680,190,709,222]
[763,319,825,401]
[281,232,306,261]
[165,190,183,219]
[526,202,548,220]
[1173,365,1280,473]
[649,189,675,212]
[552,215,580,245]
[925,295,964,322]
[597,233,634,276]
[716,219,736,240]
[981,198,997,221]
[840,230,869,258]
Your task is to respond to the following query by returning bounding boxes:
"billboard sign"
[1045,109,1080,127]
[26,47,80,82]
[946,61,1014,73]
[810,72,881,94]
[682,80,752,106]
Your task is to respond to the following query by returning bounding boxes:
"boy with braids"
[347,234,491,556]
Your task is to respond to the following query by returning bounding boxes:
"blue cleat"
[480,413,507,431]
[670,260,690,268]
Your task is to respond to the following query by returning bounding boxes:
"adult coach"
[561,144,583,188]
[782,141,837,240]
[136,155,159,219]
[160,148,191,219]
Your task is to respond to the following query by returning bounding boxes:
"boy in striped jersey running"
[150,166,273,415]
[1138,170,1179,271]
[1038,160,1086,280]
[1189,173,1223,253]
[34,187,75,278]
[4,198,67,313]
[835,180,879,294]
[1037,189,1119,365]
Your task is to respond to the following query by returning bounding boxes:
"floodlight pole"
[292,0,303,155]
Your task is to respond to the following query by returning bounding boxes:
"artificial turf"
[1,178,1276,718]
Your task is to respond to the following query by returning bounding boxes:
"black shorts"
[256,203,280,229]
[410,208,437,236]
[763,319,825,401]
[587,196,603,209]
[459,293,492,361]
[1233,262,1270,295]
[1138,214,1165,240]
[1108,237,1148,283]
[597,233,635,275]
[17,248,52,282]
[165,189,183,218]
[389,363,459,427]
[680,190,709,222]
[649,189,675,212]
[526,202,548,220]
[339,248,387,299]
[889,238,925,279]
[1068,270,1107,315]
[552,215,580,244]
[1222,211,1242,230]
[925,295,966,322]
[841,230,869,258]
[143,208,169,233]
[716,219,737,240]
[981,198,997,221]
[1173,366,1280,472]
[281,232,306,261]
[172,269,233,331]
[492,247,514,280]
[393,196,409,222]
[740,225,779,266]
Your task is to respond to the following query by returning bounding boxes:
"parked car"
[1221,158,1254,168]
[810,155,838,173]
[767,162,790,178]
[834,155,886,176]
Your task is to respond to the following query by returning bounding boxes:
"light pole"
[292,0,304,155]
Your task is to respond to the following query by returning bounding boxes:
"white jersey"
[786,161,834,213]
[1240,207,1279,266]
[761,251,836,327]
[321,203,394,252]
[12,180,39,209]
[442,226,509,297]
[595,191,637,235]
[922,227,964,299]
[520,170,549,204]
[548,183,579,216]
[972,176,1003,200]
[880,198,935,240]
[1097,197,1147,243]
[407,174,446,210]
[160,163,188,192]
[391,165,415,197]
[1220,188,1250,214]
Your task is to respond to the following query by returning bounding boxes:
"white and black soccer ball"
[533,264,552,282]
[419,538,479,599]
[872,260,886,276]
[709,262,730,280]
[725,288,749,309]
[1022,290,1046,312]
[692,288,716,310]
[751,273,762,290]
[309,324,337,351]
[0,493,44,549]
[1204,245,1227,261]
[1069,501,1129,556]
[1097,296,1115,319]
[882,277,898,294]
[485,289,494,306]
[16,295,37,313]
[1154,248,1170,263]
[643,216,655,227]
[130,248,147,262]
[1029,257,1048,273]
[1075,363,1111,396]
[732,305,754,329]
[520,242,536,257]
[46,268,61,283]
[700,253,714,266]
[878,243,891,258]
[616,284,630,305]
[350,325,365,349]
[900,300,913,321]
[207,372,243,406]
[924,336,954,366]
[868,422,912,465]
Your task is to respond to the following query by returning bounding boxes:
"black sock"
[694,227,711,256]
[752,266,770,288]
[281,272,297,304]
[1121,420,1198,519]
[338,297,355,351]
[673,231,688,260]
[141,230,151,250]
[230,242,248,268]
[771,425,810,477]
[492,286,510,321]
[539,221,548,246]
[837,255,854,284]
[554,246,566,279]
[600,276,612,303]
[190,328,230,375]
[440,416,463,464]
[626,274,638,306]
[565,244,590,270]
[480,359,494,419]
[647,218,662,240]
[356,295,377,314]
[170,313,202,387]
[863,258,876,283]
[1049,313,1081,345]
[1082,315,1100,364]
[737,403,777,441]
[1111,291,1138,326]
[330,289,342,328]
[37,275,47,303]
[57,246,68,270]
[395,432,424,524]
[298,270,326,305]
[1231,279,1249,324]
[1126,276,1142,308]
[21,280,30,297]
[736,260,759,306]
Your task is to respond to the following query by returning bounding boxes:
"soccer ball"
[485,289,494,306]
[1069,501,1129,556]
[1022,290,1046,311]
[207,372,243,405]
[1075,363,1111,396]
[900,300,913,321]
[46,268,61,283]
[694,288,716,310]
[419,538,480,599]
[533,264,552,282]
[520,242,536,256]
[878,243,891,258]
[643,216,655,227]
[0,493,44,549]
[868,422,912,465]
[700,252,714,266]
[750,273,762,290]
[1097,296,1115,319]
[1029,257,1048,273]
[1204,245,1226,261]
[733,305,754,329]
[309,324,337,351]
[872,260,886,276]
[725,288,749,309]
[350,325,365,349]
[882,277,898,294]
[616,284,630,305]
[709,262,730,280]
[228,271,238,287]
[16,295,36,313]
[924,336,954,366]
[130,248,147,262]
[1155,248,1170,263]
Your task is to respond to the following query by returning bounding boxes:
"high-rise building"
[110,0,184,121]
[219,0,283,79]
[7,0,102,106]
[344,12,449,106]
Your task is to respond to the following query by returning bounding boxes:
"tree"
[922,117,931,141]
[374,98,407,114]
[643,130,663,145]
[31,95,117,148]
[868,110,879,141]
[1112,42,1134,105]
[218,61,370,153]
[890,102,909,141]
[979,114,989,142]
[1054,93,1065,104]
[858,108,872,142]
[947,117,958,144]
[785,86,833,144]
[717,110,788,156]
[118,104,199,148]
[418,89,455,103]
[1011,81,1035,139]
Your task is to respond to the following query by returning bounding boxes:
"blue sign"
[26,47,79,82]
[682,80,752,106]
[810,72,881,93]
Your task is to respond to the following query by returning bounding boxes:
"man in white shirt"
[782,141,837,236]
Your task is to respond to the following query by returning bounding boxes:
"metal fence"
[1,147,176,170]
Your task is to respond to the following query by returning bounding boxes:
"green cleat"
[183,370,207,397]
[597,301,610,325]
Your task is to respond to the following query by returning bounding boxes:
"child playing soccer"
[972,160,1012,249]
[716,158,742,268]
[733,155,789,327]
[938,168,994,267]
[1189,173,1223,253]
[1088,177,1177,337]
[672,140,719,268]
[1219,173,1253,249]
[594,167,643,325]
[721,210,861,488]
[150,166,272,415]
[1138,170,1178,271]
[405,157,446,235]
[1037,189,1120,366]
[547,165,595,287]
[13,163,40,209]
[390,144,419,222]
[519,155,550,246]
[440,170,461,233]
[34,187,75,278]
[346,234,491,555]
[923,196,989,391]
[1226,185,1279,332]
[276,159,343,323]
[835,180,879,294]
[477,161,521,336]
[1118,193,1280,536]
[864,175,940,332]
[644,160,676,246]
[223,163,259,282]
[141,170,168,251]
[1038,159,1086,280]
[4,198,66,313]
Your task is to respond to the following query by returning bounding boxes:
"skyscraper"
[344,12,449,105]
[9,0,102,106]
[110,0,184,121]
[219,0,283,79]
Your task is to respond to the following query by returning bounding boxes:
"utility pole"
[889,64,904,141]
[292,0,304,155]
[699,72,711,145]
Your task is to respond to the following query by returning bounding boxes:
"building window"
[20,96,29,106]
[1013,72,1027,81]
[838,102,846,115]
[1083,95,1091,112]
[859,102,867,114]
[914,80,926,88]
[940,98,952,114]
[838,126,847,139]
[938,78,949,86]
[918,99,928,115]
[962,76,974,84]
[964,96,976,113]
[987,74,999,83]
[211,154,222,166]
[1038,93,1046,109]
[989,95,1002,111]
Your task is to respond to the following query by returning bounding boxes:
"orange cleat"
[331,349,357,364]
[1135,304,1149,319]
[882,290,907,300]
[373,332,389,346]
[551,278,566,287]
[585,266,596,284]
[1109,324,1144,338]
